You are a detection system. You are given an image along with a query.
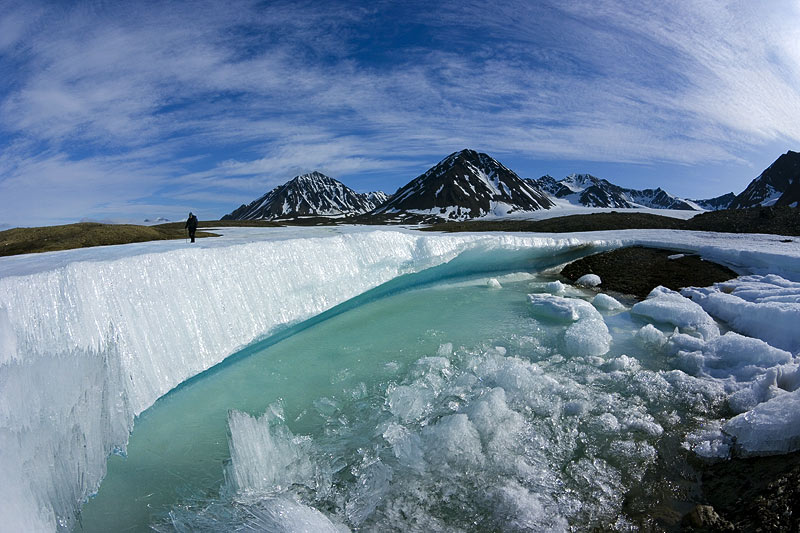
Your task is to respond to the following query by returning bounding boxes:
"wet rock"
[681,505,734,531]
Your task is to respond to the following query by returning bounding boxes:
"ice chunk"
[225,407,315,496]
[422,413,485,467]
[592,293,625,311]
[575,273,602,287]
[636,324,667,348]
[594,413,621,433]
[728,369,785,413]
[386,383,435,422]
[544,280,566,294]
[245,497,346,533]
[631,286,719,340]
[683,276,800,353]
[465,388,525,458]
[346,457,393,525]
[526,294,612,356]
[683,420,731,459]
[564,316,612,357]
[724,388,800,456]
[605,354,641,373]
[527,293,598,322]
[489,480,568,532]
[672,332,793,382]
[703,333,792,380]
[383,423,426,472]
[486,278,502,289]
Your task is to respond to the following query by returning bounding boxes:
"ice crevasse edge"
[0,227,799,532]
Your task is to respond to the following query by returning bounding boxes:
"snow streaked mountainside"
[691,192,736,211]
[374,149,553,219]
[365,190,390,208]
[223,171,385,220]
[730,150,800,209]
[532,173,700,210]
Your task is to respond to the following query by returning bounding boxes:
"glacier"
[1,226,800,531]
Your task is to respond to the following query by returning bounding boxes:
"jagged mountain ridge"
[730,151,800,209]
[691,192,737,211]
[374,149,553,219]
[532,173,723,211]
[223,171,387,220]
[221,150,798,222]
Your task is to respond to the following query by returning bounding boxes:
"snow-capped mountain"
[532,173,698,210]
[729,150,800,209]
[374,149,553,219]
[223,172,384,220]
[691,192,736,211]
[365,190,390,208]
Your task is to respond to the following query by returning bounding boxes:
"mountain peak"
[290,170,328,181]
[730,150,800,209]
[533,174,699,210]
[374,150,553,219]
[222,172,382,220]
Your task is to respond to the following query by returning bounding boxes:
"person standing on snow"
[185,212,198,243]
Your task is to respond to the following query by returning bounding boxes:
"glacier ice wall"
[0,229,603,532]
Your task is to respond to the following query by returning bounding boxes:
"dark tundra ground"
[560,246,738,299]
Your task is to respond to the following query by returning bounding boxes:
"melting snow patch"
[575,273,602,287]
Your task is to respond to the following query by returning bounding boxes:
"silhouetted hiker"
[185,212,198,243]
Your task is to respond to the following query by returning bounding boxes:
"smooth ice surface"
[2,226,800,530]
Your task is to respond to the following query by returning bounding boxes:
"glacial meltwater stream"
[78,266,719,532]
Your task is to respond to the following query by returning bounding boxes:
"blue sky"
[1,0,799,227]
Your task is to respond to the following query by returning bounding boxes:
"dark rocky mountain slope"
[374,149,553,219]
[223,172,385,220]
[730,150,800,209]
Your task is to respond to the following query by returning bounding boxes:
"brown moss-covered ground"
[0,222,220,257]
[560,246,738,299]
[422,211,687,233]
[421,206,800,236]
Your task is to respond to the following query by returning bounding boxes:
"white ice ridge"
[1,227,800,531]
